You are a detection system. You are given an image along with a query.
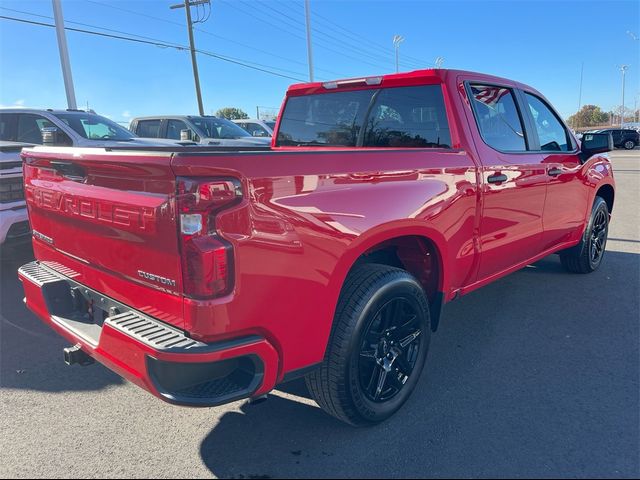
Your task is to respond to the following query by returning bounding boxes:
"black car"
[594,128,639,150]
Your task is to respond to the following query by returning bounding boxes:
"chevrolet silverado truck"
[18,69,615,426]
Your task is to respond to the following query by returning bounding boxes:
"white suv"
[233,118,276,138]
[0,141,32,247]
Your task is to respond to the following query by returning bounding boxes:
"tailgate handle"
[51,161,86,182]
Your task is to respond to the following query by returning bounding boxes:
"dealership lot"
[1,150,638,478]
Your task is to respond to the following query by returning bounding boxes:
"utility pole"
[576,62,584,129]
[51,0,77,109]
[393,35,404,73]
[171,0,209,116]
[304,0,314,82]
[577,62,584,110]
[619,65,629,127]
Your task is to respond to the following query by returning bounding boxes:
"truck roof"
[131,115,222,121]
[286,68,541,97]
[0,108,96,115]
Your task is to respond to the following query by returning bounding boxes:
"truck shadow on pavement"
[199,252,639,479]
[0,245,123,392]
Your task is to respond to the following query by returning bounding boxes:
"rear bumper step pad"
[18,261,279,406]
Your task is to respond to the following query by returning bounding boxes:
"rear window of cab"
[276,85,451,149]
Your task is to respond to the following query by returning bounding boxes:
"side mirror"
[180,129,193,141]
[41,127,72,147]
[580,133,612,162]
[41,127,58,145]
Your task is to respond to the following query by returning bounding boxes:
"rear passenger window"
[469,84,526,151]
[136,120,161,138]
[277,86,451,148]
[277,89,375,146]
[363,85,451,148]
[0,113,17,141]
[166,120,189,140]
[16,114,56,144]
[525,93,570,151]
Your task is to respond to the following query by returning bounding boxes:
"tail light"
[176,177,242,299]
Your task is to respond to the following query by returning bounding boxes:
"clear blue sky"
[1,0,638,124]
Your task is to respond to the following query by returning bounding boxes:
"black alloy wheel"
[358,297,422,403]
[560,196,609,273]
[306,264,431,426]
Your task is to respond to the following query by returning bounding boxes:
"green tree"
[215,107,249,120]
[567,104,609,129]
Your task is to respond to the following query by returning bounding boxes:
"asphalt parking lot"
[1,150,638,479]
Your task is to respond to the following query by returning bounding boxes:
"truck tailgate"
[22,148,185,329]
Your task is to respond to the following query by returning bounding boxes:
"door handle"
[487,173,508,184]
[548,167,562,177]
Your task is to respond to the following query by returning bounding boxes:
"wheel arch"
[596,183,615,214]
[329,222,449,332]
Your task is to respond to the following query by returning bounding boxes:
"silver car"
[130,115,271,146]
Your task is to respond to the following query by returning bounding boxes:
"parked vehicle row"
[0,108,195,148]
[129,115,271,146]
[17,68,615,426]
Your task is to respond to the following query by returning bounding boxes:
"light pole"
[619,65,629,127]
[576,62,584,129]
[393,35,404,73]
[434,56,444,69]
[51,0,77,109]
[304,0,314,82]
[626,32,638,125]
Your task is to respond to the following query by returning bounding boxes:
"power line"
[258,1,403,67]
[88,0,433,73]
[245,1,393,68]
[0,7,307,78]
[84,0,342,78]
[0,14,307,82]
[311,10,436,68]
[247,1,431,72]
[0,5,184,46]
[221,0,392,73]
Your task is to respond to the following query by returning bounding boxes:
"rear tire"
[623,140,636,150]
[560,196,609,273]
[305,264,431,426]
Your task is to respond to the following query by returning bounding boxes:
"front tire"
[560,196,609,273]
[623,140,636,150]
[305,264,431,426]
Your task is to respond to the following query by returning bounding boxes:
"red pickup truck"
[18,69,614,426]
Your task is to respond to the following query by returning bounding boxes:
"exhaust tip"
[63,344,95,367]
